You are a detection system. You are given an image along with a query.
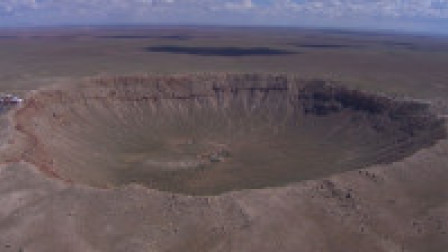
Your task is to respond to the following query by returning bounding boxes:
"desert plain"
[0,26,447,252]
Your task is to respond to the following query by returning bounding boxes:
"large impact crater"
[14,74,446,195]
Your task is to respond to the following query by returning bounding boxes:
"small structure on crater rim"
[0,94,23,105]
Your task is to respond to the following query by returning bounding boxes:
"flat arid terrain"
[0,27,447,251]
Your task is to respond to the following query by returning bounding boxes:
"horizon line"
[0,23,447,38]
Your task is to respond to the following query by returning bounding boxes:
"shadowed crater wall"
[14,74,446,195]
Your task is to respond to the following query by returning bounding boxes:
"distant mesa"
[295,43,359,49]
[145,45,295,56]
[382,41,415,47]
[0,36,17,39]
[159,35,191,40]
[98,35,191,40]
[98,35,154,39]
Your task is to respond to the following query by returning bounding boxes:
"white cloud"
[276,0,448,18]
[0,0,36,13]
[2,0,448,18]
[224,0,254,10]
[1,0,448,26]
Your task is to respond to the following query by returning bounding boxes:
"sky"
[0,0,448,34]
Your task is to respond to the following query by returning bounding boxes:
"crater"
[14,74,446,195]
